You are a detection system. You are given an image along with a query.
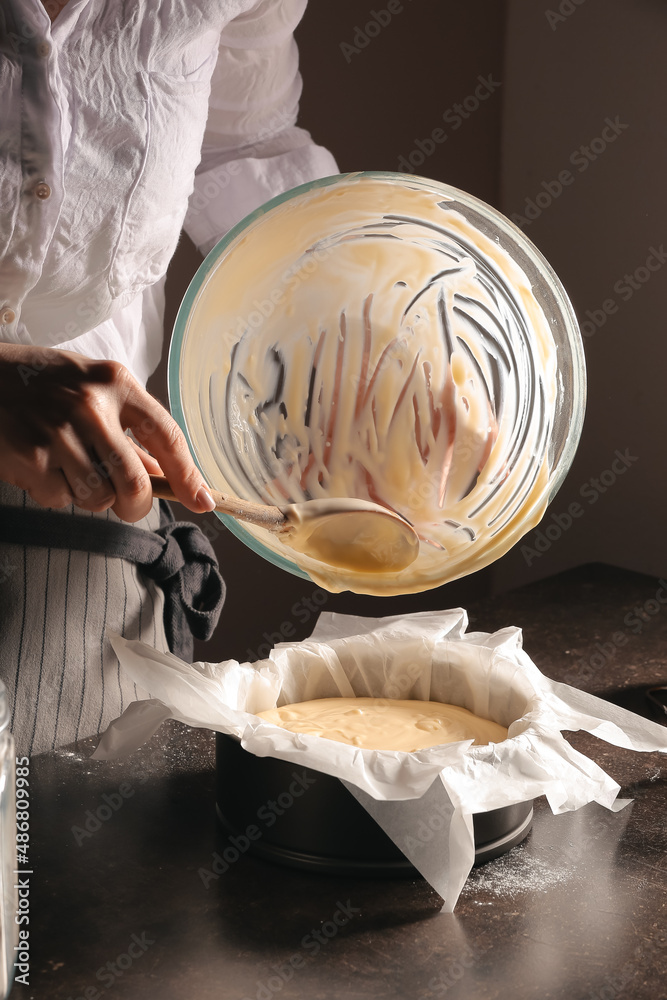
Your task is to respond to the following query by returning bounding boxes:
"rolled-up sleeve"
[183,0,338,257]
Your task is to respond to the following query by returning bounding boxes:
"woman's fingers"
[128,439,163,476]
[57,424,118,512]
[71,356,216,515]
[56,430,165,522]
[123,393,215,514]
[0,346,216,519]
[86,428,155,523]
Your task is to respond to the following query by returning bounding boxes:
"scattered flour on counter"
[462,847,575,898]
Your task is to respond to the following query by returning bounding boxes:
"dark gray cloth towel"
[0,501,225,661]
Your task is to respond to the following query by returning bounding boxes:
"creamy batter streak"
[257,697,508,752]
[283,498,419,572]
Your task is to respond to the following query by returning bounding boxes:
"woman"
[0,0,337,754]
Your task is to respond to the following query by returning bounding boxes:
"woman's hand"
[0,344,216,522]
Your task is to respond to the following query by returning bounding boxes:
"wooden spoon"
[150,475,420,573]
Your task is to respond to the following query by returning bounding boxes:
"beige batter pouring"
[257,697,508,752]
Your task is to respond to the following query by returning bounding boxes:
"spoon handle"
[149,475,287,530]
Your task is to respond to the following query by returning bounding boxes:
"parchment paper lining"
[94,609,667,910]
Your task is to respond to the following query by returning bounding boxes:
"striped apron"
[0,482,224,756]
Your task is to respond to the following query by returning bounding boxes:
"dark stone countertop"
[12,564,667,1000]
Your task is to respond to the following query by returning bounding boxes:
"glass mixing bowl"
[169,172,585,596]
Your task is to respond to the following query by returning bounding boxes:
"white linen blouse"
[0,0,338,383]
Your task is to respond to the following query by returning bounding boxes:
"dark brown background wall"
[294,0,505,205]
[150,0,508,664]
[493,0,667,597]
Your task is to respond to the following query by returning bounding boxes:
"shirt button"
[1,308,16,325]
[34,181,51,200]
[37,41,51,58]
